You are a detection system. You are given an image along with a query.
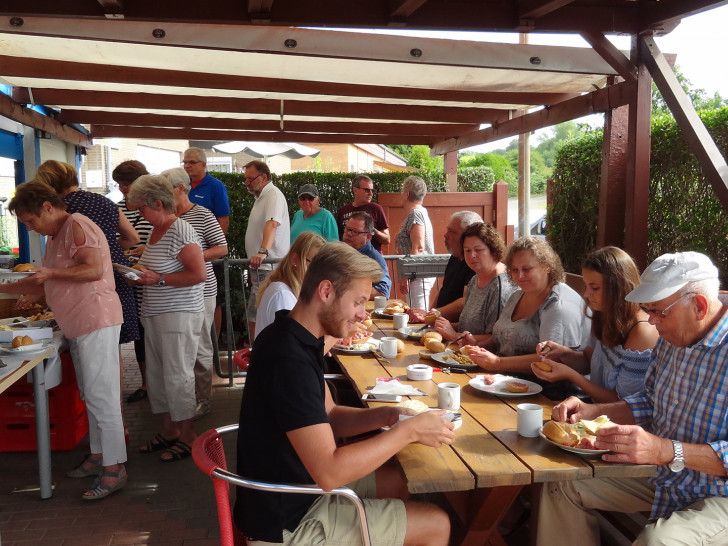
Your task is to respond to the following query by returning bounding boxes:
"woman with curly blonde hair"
[254,231,327,340]
[467,237,590,387]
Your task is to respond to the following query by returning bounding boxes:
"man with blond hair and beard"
[235,242,453,546]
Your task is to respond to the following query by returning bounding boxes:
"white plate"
[538,426,609,456]
[373,308,394,319]
[431,350,479,371]
[0,317,29,326]
[0,342,48,354]
[398,326,428,340]
[0,270,35,280]
[384,410,463,431]
[468,374,543,397]
[333,339,379,354]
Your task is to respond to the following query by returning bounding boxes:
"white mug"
[437,382,461,411]
[380,336,398,359]
[393,312,409,330]
[517,403,543,438]
[374,296,387,309]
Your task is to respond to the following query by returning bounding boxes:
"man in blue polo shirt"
[182,147,230,234]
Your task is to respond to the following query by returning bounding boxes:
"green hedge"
[549,107,728,279]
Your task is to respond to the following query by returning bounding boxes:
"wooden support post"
[623,36,652,271]
[444,150,458,191]
[598,79,629,248]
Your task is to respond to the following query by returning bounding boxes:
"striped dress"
[137,218,204,316]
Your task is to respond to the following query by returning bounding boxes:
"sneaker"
[194,399,211,420]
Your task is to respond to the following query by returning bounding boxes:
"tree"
[652,65,728,115]
[407,145,443,170]
[460,152,516,183]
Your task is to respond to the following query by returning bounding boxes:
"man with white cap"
[535,251,728,545]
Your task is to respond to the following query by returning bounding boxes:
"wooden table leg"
[448,485,525,546]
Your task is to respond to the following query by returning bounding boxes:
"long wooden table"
[0,348,55,499]
[334,315,656,545]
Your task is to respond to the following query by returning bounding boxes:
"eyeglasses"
[640,292,696,318]
[181,160,202,166]
[298,195,315,201]
[356,187,374,193]
[245,174,262,184]
[344,227,371,236]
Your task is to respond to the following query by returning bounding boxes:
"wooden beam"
[520,0,576,21]
[57,110,478,137]
[623,37,653,272]
[431,81,634,154]
[0,55,577,107]
[644,0,728,30]
[0,93,92,148]
[389,0,429,26]
[97,0,124,14]
[89,125,436,145]
[14,88,508,125]
[581,31,638,82]
[639,34,728,210]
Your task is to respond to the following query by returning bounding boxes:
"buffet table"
[333,313,656,545]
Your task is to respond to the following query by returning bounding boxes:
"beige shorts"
[247,473,406,546]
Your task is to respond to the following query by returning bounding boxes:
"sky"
[363,4,728,153]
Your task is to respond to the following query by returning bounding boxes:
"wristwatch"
[157,273,166,287]
[669,440,685,472]
[257,247,269,256]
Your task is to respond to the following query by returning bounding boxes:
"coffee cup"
[517,403,543,437]
[380,336,398,359]
[437,382,460,411]
[374,296,387,310]
[393,312,409,330]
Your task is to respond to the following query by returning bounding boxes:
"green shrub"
[548,107,728,279]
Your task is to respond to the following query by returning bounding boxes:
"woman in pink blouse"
[1,181,127,501]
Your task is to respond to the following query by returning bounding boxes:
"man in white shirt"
[243,160,290,339]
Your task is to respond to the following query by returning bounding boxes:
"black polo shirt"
[234,310,328,542]
[435,255,475,308]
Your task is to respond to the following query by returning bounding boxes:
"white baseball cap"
[625,251,719,303]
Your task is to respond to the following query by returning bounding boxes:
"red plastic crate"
[0,352,89,452]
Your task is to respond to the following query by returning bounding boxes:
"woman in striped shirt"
[127,175,206,462]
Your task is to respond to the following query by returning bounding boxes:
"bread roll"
[533,361,552,372]
[21,335,34,346]
[396,339,405,353]
[505,380,529,393]
[543,420,579,446]
[425,339,446,353]
[397,399,429,413]
[13,263,35,272]
[12,336,22,348]
[424,309,441,325]
[418,349,433,360]
[420,331,443,346]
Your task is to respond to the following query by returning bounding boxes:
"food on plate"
[337,330,372,348]
[132,264,149,272]
[13,263,35,273]
[406,308,427,323]
[12,335,34,348]
[425,339,446,353]
[448,352,474,366]
[396,399,429,413]
[29,311,54,322]
[361,315,373,328]
[533,361,552,372]
[424,309,441,325]
[542,415,612,449]
[418,349,433,360]
[460,345,475,355]
[420,331,443,346]
[505,381,530,393]
[397,339,405,353]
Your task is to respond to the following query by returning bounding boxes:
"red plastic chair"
[192,425,372,546]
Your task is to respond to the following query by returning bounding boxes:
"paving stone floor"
[0,343,245,546]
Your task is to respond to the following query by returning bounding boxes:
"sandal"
[160,440,192,463]
[81,466,127,501]
[139,433,179,454]
[66,455,103,478]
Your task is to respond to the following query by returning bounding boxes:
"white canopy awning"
[212,141,320,159]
